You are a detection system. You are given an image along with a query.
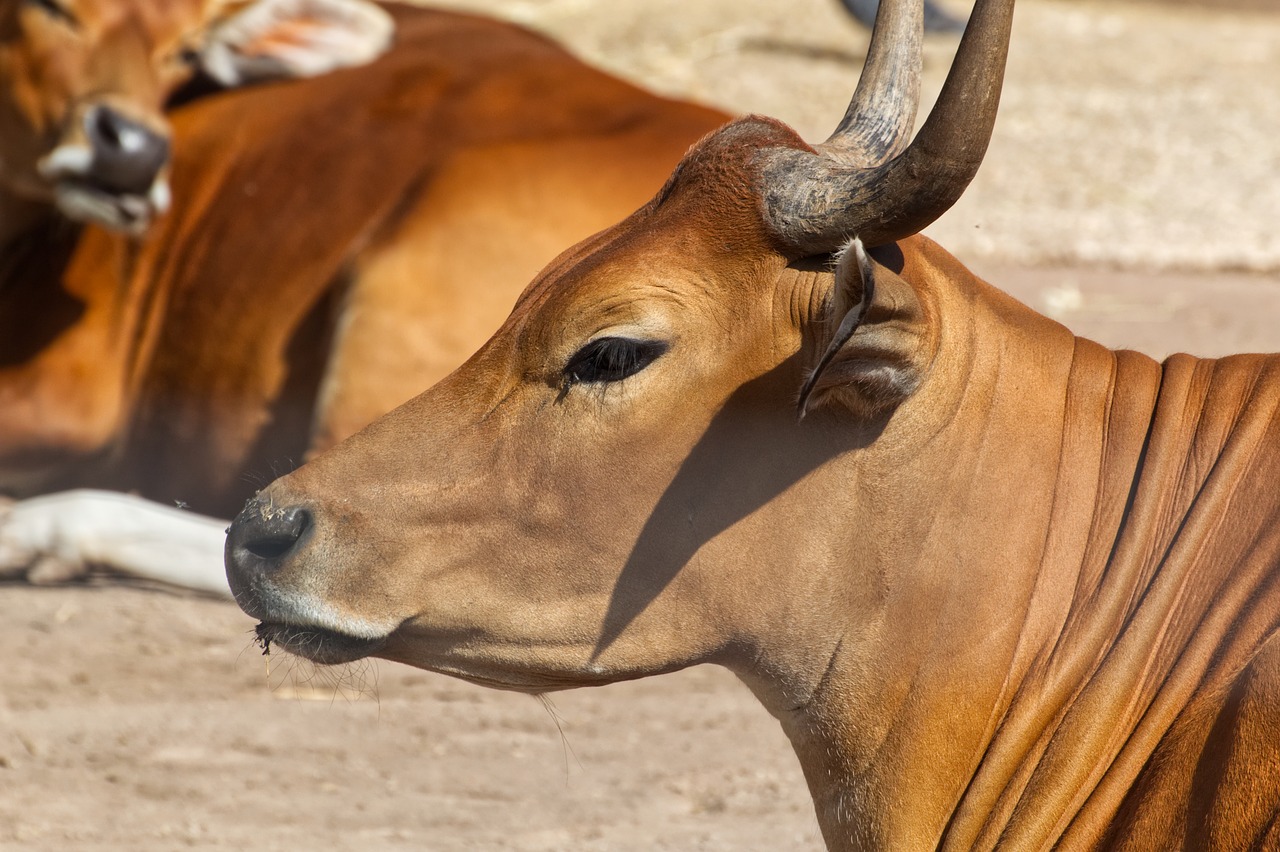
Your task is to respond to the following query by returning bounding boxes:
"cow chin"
[230,570,402,666]
[254,620,387,666]
[52,180,169,235]
[426,666,611,695]
[379,649,622,696]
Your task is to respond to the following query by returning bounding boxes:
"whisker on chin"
[245,631,381,705]
[535,693,582,781]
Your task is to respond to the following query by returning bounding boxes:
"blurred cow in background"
[0,1,727,594]
[1,0,394,235]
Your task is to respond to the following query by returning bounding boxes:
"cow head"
[225,0,1015,697]
[0,0,392,233]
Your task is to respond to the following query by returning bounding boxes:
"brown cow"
[0,0,393,235]
[0,2,726,593]
[223,0,1280,848]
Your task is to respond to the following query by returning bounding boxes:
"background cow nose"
[83,104,170,194]
[225,501,312,589]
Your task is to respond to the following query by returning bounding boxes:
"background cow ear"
[798,239,932,420]
[199,0,394,87]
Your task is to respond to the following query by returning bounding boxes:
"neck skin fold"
[737,243,1280,849]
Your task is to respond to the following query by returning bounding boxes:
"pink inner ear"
[236,19,328,55]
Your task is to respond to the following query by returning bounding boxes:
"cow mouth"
[39,146,171,234]
[51,178,169,235]
[254,621,388,666]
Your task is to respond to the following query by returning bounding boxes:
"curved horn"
[822,0,923,168]
[761,0,1017,255]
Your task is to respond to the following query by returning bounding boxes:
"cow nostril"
[244,533,304,560]
[235,506,312,564]
[88,106,153,154]
[225,502,314,611]
[91,108,122,150]
[81,105,170,194]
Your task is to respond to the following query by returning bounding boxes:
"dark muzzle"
[224,499,313,598]
[82,104,170,195]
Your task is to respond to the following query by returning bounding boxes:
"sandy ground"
[0,586,819,851]
[439,0,1280,271]
[3,1,1280,850]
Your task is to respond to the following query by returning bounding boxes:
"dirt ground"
[3,1,1280,849]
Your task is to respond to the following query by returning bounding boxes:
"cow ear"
[199,0,394,87]
[797,238,931,420]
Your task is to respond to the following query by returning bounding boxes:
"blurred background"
[437,0,1280,357]
[437,0,1280,273]
[3,1,1278,849]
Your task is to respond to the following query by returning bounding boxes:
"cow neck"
[0,198,160,496]
[749,246,1091,850]
[0,189,53,257]
[950,347,1280,849]
[0,198,79,346]
[761,246,1280,849]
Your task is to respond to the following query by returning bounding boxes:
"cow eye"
[171,44,201,66]
[25,0,78,26]
[563,337,668,386]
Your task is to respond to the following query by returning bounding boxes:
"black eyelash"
[563,337,668,387]
[25,0,78,26]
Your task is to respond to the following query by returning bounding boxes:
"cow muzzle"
[225,496,393,665]
[37,103,172,234]
[227,501,312,571]
[224,498,314,615]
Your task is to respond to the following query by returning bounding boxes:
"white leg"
[0,490,233,599]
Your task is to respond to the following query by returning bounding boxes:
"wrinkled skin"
[230,114,1280,850]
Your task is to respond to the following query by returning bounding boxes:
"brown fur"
[228,111,1280,850]
[0,3,727,515]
